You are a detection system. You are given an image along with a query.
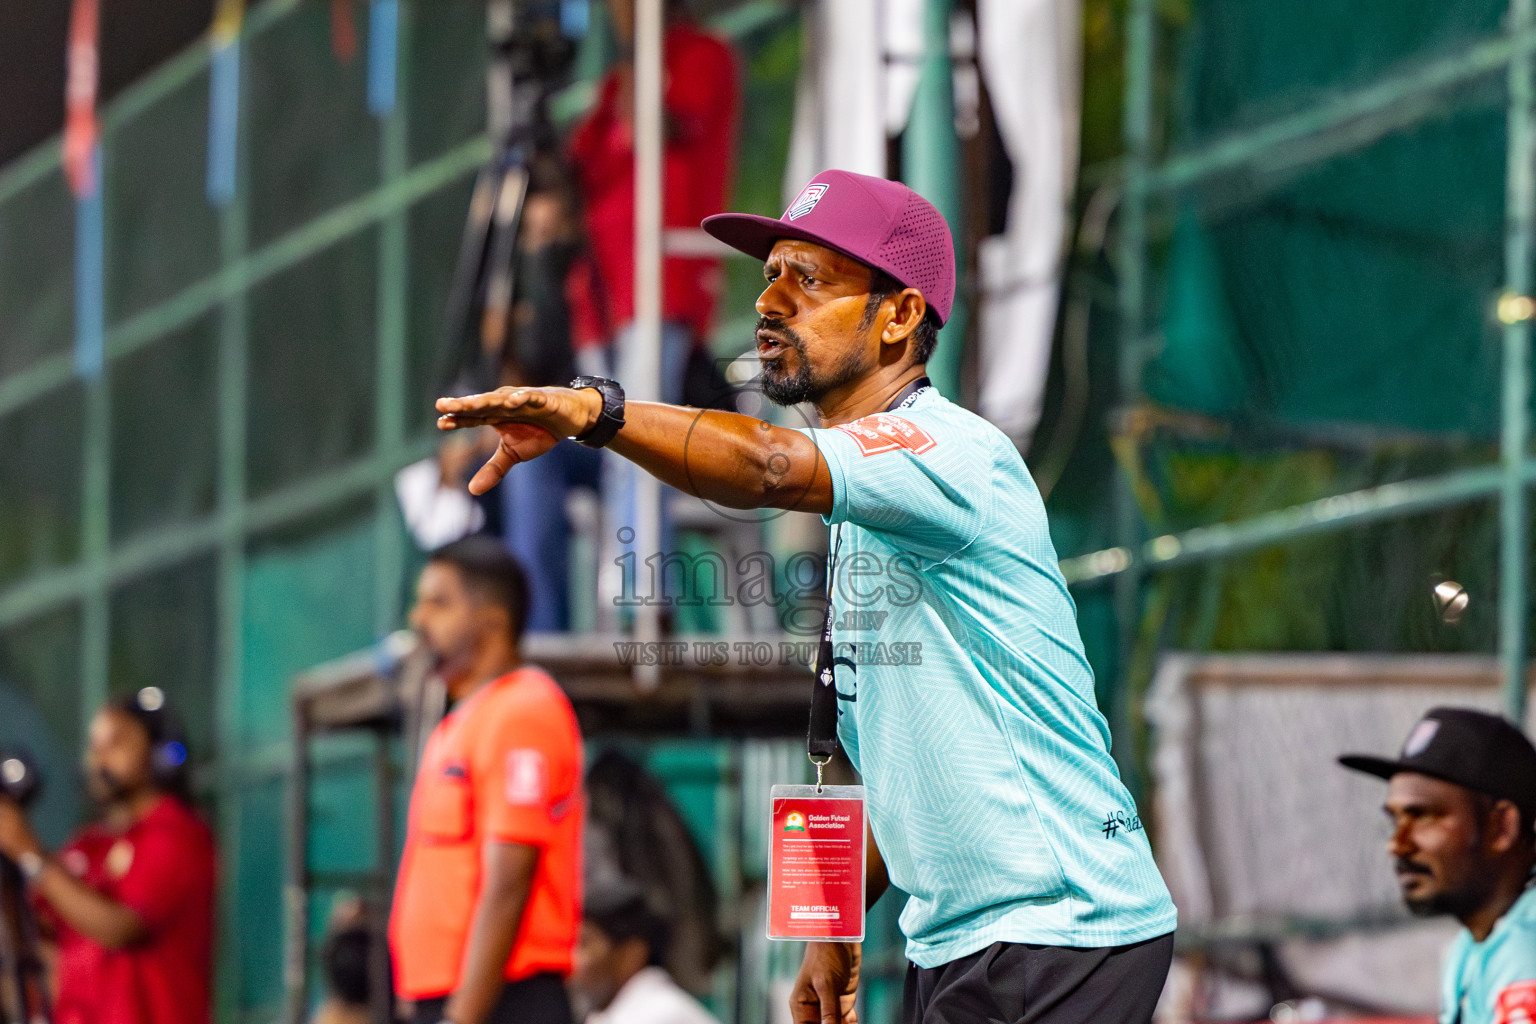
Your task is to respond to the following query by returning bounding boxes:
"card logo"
[835,414,937,457]
[783,811,807,832]
[786,183,829,220]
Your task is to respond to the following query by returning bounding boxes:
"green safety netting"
[0,1,813,1018]
[1148,0,1509,435]
[0,383,85,589]
[110,316,220,542]
[1130,0,1516,654]
[107,68,221,322]
[0,168,72,379]
[1030,2,1526,784]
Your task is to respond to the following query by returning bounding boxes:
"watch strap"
[569,376,626,449]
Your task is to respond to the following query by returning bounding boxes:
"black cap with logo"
[1339,706,1536,823]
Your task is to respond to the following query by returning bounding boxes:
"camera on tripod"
[0,750,41,810]
[442,0,587,396]
[498,2,580,99]
[0,747,47,1023]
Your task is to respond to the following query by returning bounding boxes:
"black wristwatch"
[569,376,626,449]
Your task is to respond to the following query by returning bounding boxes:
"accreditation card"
[767,784,866,942]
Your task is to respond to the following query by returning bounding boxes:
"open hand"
[435,386,601,494]
[791,941,861,1024]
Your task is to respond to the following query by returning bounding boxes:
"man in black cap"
[1340,707,1536,1024]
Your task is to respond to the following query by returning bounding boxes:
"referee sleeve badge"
[505,749,549,807]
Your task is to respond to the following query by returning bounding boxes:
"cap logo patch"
[786,183,829,221]
[1403,719,1440,757]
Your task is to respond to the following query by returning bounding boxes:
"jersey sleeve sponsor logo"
[505,749,548,807]
[834,414,937,457]
[1496,980,1536,1024]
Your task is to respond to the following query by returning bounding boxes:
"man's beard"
[757,317,862,406]
[88,767,135,806]
[1396,857,1486,919]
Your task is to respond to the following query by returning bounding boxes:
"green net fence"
[0,1,805,1019]
[1034,0,1534,797]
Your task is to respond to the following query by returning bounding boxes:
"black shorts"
[901,932,1175,1024]
[410,973,571,1024]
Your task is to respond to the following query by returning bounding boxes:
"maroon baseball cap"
[701,169,957,326]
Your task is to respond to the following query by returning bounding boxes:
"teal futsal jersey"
[795,387,1176,967]
[1441,886,1536,1024]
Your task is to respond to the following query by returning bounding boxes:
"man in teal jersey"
[433,169,1177,1023]
[1342,708,1536,1024]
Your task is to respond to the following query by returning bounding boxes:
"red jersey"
[566,22,741,345]
[48,797,217,1024]
[389,668,585,999]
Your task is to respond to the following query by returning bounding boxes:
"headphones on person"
[127,687,190,792]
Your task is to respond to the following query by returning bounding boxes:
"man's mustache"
[1395,857,1432,877]
[756,317,804,351]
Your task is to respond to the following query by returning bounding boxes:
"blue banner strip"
[74,146,105,380]
[368,0,399,117]
[206,37,241,206]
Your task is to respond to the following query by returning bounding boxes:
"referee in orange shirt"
[389,537,585,1024]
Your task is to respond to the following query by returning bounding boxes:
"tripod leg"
[439,166,503,392]
[477,164,530,373]
[0,862,24,1024]
[17,891,51,1024]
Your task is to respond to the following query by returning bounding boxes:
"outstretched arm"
[435,385,834,514]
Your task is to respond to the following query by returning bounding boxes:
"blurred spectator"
[584,749,720,996]
[496,175,603,632]
[566,0,741,392]
[567,0,741,588]
[396,432,498,552]
[309,897,384,1024]
[1340,707,1536,1024]
[0,689,215,1024]
[570,880,720,1024]
[389,538,585,1024]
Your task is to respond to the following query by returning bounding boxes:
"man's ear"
[881,288,928,347]
[1488,798,1525,855]
[475,600,513,644]
[617,936,652,975]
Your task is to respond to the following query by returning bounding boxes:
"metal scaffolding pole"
[1502,0,1535,723]
[903,0,965,399]
[1109,0,1156,789]
[631,0,665,690]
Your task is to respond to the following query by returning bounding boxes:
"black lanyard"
[807,377,932,771]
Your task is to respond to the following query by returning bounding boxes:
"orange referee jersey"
[389,667,584,1000]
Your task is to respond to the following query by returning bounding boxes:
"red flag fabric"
[63,0,100,198]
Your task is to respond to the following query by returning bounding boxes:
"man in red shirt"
[390,537,585,1024]
[565,0,742,371]
[0,688,216,1024]
[549,0,742,607]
